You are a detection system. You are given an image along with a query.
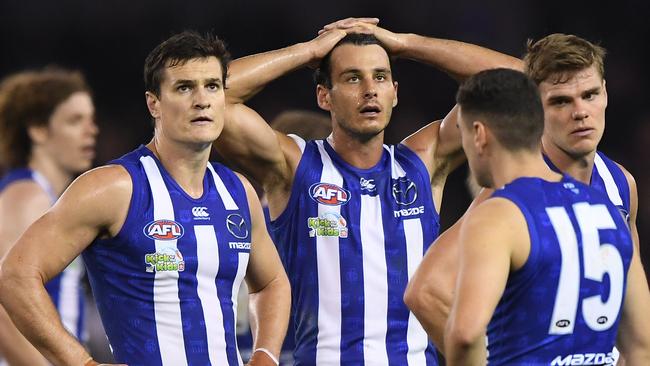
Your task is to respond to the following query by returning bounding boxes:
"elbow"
[444,322,483,353]
[404,280,452,320]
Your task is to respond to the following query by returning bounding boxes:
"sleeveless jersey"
[269,138,439,365]
[0,168,85,340]
[544,151,630,222]
[83,146,251,366]
[486,176,633,365]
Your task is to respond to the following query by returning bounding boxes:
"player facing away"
[0,31,290,366]
[0,68,98,366]
[444,68,641,365]
[405,34,650,362]
[217,18,520,365]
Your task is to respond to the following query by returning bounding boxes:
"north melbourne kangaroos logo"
[143,219,185,240]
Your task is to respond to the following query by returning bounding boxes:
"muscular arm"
[616,170,650,362]
[0,166,131,366]
[239,175,291,365]
[0,182,51,365]
[444,198,528,365]
[404,188,492,352]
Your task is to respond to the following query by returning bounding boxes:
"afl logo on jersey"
[310,183,350,206]
[143,220,185,241]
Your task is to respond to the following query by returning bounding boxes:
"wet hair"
[314,33,392,89]
[524,33,606,85]
[0,68,90,169]
[144,30,231,97]
[270,109,331,140]
[456,68,544,151]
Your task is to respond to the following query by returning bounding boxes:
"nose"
[86,118,99,137]
[572,100,589,120]
[362,80,377,100]
[193,88,211,110]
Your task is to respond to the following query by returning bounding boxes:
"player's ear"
[602,79,608,109]
[27,124,49,145]
[316,84,331,111]
[473,120,488,154]
[392,81,398,108]
[146,91,161,119]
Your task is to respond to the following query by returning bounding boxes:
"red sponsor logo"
[143,220,185,240]
[310,183,350,206]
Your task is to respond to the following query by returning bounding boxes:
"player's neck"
[490,150,561,189]
[146,138,211,199]
[327,131,385,169]
[28,151,73,197]
[542,143,595,185]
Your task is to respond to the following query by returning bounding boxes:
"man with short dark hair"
[0,31,290,366]
[444,68,647,365]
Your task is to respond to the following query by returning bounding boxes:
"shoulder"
[0,179,51,212]
[57,165,133,213]
[462,197,527,242]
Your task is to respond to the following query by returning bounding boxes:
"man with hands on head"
[218,17,519,365]
[0,31,290,366]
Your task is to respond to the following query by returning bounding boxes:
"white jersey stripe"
[314,140,342,365]
[232,252,250,366]
[195,225,229,365]
[361,194,389,366]
[208,164,239,210]
[288,134,307,153]
[59,257,83,337]
[593,154,623,207]
[141,156,188,366]
[404,218,428,364]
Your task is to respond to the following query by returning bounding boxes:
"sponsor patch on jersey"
[307,212,348,238]
[310,182,350,206]
[145,248,185,273]
[192,206,210,220]
[551,352,614,366]
[392,177,418,205]
[359,177,376,193]
[226,213,249,239]
[143,219,185,240]
[394,205,425,218]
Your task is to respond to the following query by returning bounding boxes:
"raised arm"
[616,170,650,362]
[444,198,528,365]
[238,174,291,366]
[0,166,131,366]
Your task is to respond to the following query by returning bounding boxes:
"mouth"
[570,127,595,137]
[81,144,96,159]
[190,116,213,123]
[359,104,381,117]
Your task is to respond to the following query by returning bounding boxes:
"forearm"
[248,275,291,358]
[227,42,314,103]
[0,275,90,365]
[397,33,523,82]
[0,305,49,366]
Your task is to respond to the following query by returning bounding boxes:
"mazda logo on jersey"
[226,213,249,239]
[143,220,185,241]
[310,182,350,206]
[392,177,417,205]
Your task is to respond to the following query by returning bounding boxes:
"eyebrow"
[582,86,601,96]
[339,67,392,77]
[172,77,222,85]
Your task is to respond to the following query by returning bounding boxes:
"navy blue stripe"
[339,183,365,363]
[45,274,62,311]
[382,198,410,365]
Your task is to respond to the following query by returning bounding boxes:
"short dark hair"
[524,33,606,85]
[0,68,90,169]
[314,33,391,89]
[144,30,231,97]
[456,68,544,151]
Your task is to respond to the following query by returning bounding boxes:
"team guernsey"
[83,146,251,366]
[486,176,633,365]
[270,137,439,365]
[0,169,85,340]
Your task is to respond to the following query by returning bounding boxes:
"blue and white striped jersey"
[0,168,85,340]
[486,176,633,365]
[269,137,439,365]
[83,146,251,366]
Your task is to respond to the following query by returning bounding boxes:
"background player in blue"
[217,17,520,365]
[0,31,290,366]
[0,68,98,365]
[444,68,648,364]
[405,33,650,360]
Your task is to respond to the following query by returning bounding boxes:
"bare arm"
[404,188,492,352]
[0,182,52,365]
[0,166,131,366]
[444,198,528,365]
[616,170,650,362]
[239,175,291,366]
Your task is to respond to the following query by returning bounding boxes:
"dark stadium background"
[2,0,648,269]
